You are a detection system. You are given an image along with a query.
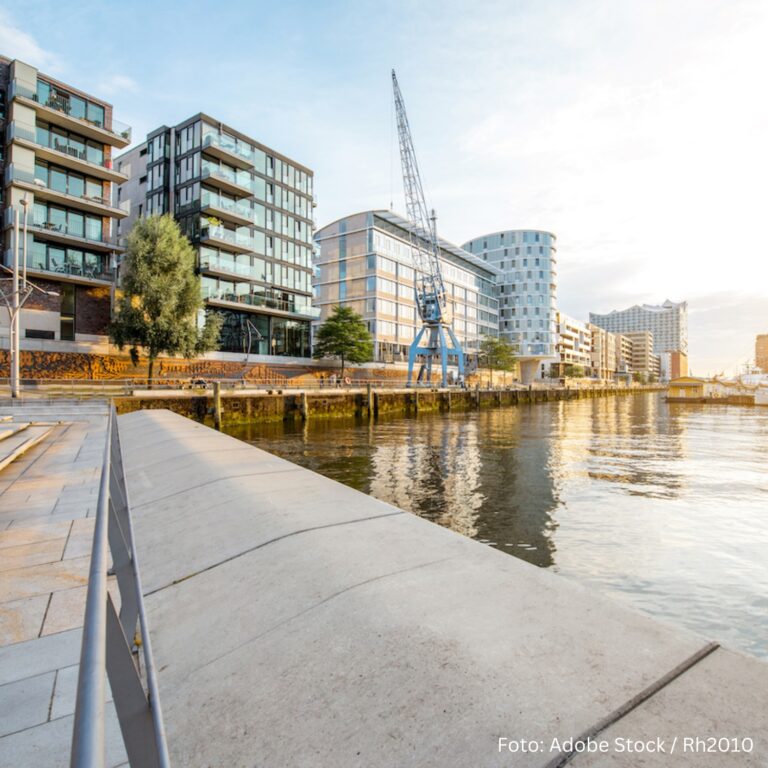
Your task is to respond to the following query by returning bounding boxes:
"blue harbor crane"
[392,70,465,388]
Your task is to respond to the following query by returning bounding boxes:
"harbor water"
[225,392,768,659]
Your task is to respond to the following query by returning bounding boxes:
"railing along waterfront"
[70,405,170,768]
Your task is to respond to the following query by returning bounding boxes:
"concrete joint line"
[144,510,406,596]
[132,467,305,509]
[124,443,265,472]
[186,554,458,679]
[543,640,720,768]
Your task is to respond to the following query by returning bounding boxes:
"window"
[60,284,75,340]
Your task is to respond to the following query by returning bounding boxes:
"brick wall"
[75,285,111,335]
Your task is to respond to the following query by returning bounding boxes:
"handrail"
[70,405,170,767]
[70,406,112,766]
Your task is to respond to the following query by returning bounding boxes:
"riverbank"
[114,384,663,427]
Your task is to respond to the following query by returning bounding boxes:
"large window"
[35,161,105,202]
[28,238,107,279]
[36,80,105,128]
[36,122,104,167]
[33,201,103,242]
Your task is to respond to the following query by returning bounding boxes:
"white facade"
[589,299,688,355]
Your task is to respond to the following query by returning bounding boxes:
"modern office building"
[1,56,130,344]
[756,334,768,373]
[552,311,592,377]
[589,299,688,356]
[116,114,315,358]
[462,230,558,382]
[314,211,500,365]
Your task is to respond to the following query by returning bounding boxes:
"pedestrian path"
[0,402,127,767]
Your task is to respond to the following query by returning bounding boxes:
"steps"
[0,423,55,473]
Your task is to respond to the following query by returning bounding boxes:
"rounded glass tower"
[462,230,558,380]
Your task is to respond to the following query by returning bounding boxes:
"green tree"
[109,215,222,386]
[479,335,517,387]
[564,364,585,378]
[313,305,373,378]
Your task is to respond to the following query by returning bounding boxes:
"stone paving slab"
[0,593,49,645]
[119,408,768,767]
[0,405,111,763]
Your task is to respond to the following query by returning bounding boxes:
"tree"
[564,364,585,378]
[479,335,517,387]
[313,305,373,378]
[109,215,222,386]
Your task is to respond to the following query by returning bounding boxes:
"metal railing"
[70,405,170,767]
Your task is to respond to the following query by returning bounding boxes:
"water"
[224,393,768,659]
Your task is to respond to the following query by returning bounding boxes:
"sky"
[1,0,766,374]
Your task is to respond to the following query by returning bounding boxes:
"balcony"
[10,80,132,148]
[205,289,320,319]
[4,164,129,219]
[200,225,254,254]
[26,258,113,285]
[7,123,128,183]
[200,190,253,227]
[201,133,255,170]
[201,163,254,198]
[2,207,124,255]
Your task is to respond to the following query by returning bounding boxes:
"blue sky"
[2,0,767,374]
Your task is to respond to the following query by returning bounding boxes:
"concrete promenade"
[0,402,126,767]
[119,409,767,767]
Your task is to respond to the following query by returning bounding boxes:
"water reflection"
[226,394,768,658]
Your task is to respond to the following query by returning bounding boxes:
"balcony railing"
[8,124,119,172]
[10,80,132,143]
[200,190,255,221]
[202,132,256,166]
[201,162,255,194]
[200,224,255,251]
[204,288,319,317]
[5,165,129,214]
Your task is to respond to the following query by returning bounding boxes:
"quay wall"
[114,385,661,427]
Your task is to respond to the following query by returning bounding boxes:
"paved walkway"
[0,402,126,767]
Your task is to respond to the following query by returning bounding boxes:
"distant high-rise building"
[116,114,316,358]
[462,230,558,382]
[589,300,687,355]
[1,55,130,345]
[756,334,768,373]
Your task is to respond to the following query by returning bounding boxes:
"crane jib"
[391,69,466,388]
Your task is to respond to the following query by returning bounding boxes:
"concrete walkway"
[120,409,767,767]
[0,402,126,767]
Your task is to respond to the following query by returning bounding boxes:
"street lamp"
[2,194,57,398]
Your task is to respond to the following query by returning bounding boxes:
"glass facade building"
[1,56,130,342]
[314,211,500,364]
[115,113,316,359]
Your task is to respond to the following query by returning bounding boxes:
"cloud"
[96,74,140,97]
[0,8,59,72]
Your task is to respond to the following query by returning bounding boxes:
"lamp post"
[3,196,53,398]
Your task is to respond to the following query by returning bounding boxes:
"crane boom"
[392,69,464,387]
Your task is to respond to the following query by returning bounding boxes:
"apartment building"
[1,56,130,344]
[589,299,688,355]
[552,311,592,377]
[314,211,500,365]
[116,114,315,358]
[463,229,558,382]
[588,323,617,381]
[624,330,660,380]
